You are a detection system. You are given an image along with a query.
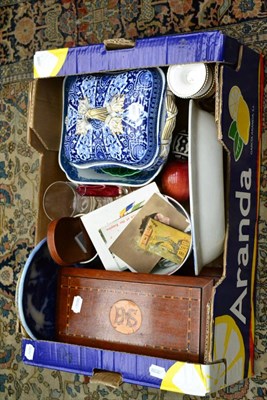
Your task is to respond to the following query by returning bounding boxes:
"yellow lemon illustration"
[236,96,250,145]
[213,315,245,386]
[160,361,226,395]
[228,86,242,120]
[34,48,69,78]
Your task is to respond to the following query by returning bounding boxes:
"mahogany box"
[56,267,214,363]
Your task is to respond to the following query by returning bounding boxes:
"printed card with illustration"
[109,192,191,273]
[99,209,140,270]
[81,182,160,271]
[139,218,191,265]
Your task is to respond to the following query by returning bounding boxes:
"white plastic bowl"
[188,100,225,274]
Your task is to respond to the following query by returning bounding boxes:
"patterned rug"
[1,0,267,83]
[0,1,267,399]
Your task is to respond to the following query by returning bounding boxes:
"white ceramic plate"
[188,100,225,274]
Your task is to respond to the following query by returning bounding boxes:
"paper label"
[71,296,83,313]
[149,364,166,379]
[25,344,35,360]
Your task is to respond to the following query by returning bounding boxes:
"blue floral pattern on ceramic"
[17,239,104,341]
[59,144,165,187]
[17,239,59,341]
[61,68,166,170]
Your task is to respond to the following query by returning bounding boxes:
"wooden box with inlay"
[56,267,214,362]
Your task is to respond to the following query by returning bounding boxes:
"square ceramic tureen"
[60,68,175,173]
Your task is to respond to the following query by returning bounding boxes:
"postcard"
[81,182,160,271]
[109,192,191,273]
[99,209,140,270]
[139,218,191,265]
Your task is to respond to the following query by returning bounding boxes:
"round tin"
[167,63,214,99]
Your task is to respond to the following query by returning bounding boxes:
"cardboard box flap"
[34,31,241,78]
[28,78,64,151]
[22,338,175,387]
[210,45,263,387]
[22,338,226,396]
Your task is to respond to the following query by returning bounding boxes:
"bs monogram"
[109,300,142,334]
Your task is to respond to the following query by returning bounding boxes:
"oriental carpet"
[0,1,267,399]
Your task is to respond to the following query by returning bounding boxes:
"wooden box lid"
[56,268,214,362]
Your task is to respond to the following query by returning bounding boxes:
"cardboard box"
[23,31,263,396]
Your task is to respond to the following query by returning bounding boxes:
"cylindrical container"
[43,181,96,220]
[167,63,215,99]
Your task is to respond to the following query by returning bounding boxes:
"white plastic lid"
[167,63,210,98]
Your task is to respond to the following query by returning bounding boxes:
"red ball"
[160,160,189,202]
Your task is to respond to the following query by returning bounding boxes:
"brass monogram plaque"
[109,300,142,335]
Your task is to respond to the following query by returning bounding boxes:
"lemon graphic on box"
[34,48,69,78]
[160,361,226,395]
[228,86,242,120]
[160,314,245,394]
[228,86,250,161]
[213,315,245,385]
[237,96,250,145]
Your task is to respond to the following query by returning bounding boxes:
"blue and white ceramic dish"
[59,89,177,187]
[60,68,166,170]
[16,239,103,340]
[16,239,59,341]
[59,145,165,187]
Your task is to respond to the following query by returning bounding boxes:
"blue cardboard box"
[23,31,263,396]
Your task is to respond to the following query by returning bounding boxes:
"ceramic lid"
[60,68,166,170]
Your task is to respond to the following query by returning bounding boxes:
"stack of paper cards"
[81,182,160,271]
[82,182,191,273]
[110,192,190,273]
